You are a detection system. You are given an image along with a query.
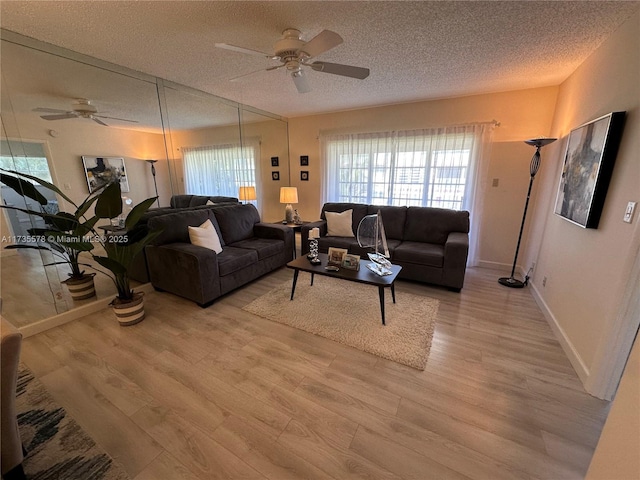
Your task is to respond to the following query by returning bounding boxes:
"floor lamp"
[499,137,557,288]
[145,160,160,207]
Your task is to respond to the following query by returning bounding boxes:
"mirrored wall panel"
[0,31,289,328]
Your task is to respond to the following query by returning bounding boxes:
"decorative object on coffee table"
[342,253,360,271]
[280,186,298,223]
[499,137,557,289]
[327,247,348,266]
[357,210,392,276]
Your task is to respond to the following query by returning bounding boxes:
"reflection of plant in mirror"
[0,169,103,280]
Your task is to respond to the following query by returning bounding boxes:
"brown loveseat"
[301,203,470,290]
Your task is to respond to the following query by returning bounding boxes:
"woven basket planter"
[110,292,145,326]
[62,273,96,301]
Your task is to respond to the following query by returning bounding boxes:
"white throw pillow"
[205,200,215,205]
[326,210,355,237]
[188,219,222,253]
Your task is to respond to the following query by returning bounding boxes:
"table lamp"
[238,186,256,204]
[280,186,298,223]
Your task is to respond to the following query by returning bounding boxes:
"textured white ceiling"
[1,1,638,118]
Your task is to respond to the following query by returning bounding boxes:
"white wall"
[524,10,640,388]
[288,87,559,267]
[586,337,640,479]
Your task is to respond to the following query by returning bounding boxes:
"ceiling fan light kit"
[216,28,369,93]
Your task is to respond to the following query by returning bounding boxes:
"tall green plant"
[91,182,160,301]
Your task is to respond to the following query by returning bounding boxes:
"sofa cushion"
[326,210,355,237]
[367,205,407,241]
[321,203,369,236]
[403,207,470,244]
[393,241,444,268]
[317,236,359,253]
[188,219,222,253]
[216,246,259,276]
[148,209,212,246]
[213,204,261,244]
[229,238,283,260]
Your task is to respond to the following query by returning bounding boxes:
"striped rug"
[15,364,130,480]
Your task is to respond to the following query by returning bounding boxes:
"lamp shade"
[239,186,256,201]
[279,186,298,204]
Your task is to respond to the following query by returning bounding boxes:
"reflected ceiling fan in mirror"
[215,28,370,93]
[33,98,138,126]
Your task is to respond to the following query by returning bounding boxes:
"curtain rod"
[317,120,500,139]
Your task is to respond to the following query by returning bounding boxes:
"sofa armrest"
[146,243,221,306]
[443,232,469,289]
[300,220,327,255]
[254,223,294,261]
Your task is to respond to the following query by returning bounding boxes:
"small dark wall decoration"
[272,171,280,181]
[301,171,309,181]
[554,111,625,229]
[300,155,309,166]
[271,157,279,167]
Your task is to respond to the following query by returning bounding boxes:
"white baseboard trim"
[529,280,590,386]
[476,260,527,278]
[19,283,155,338]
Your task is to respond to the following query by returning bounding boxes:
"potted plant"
[90,181,159,325]
[0,169,102,300]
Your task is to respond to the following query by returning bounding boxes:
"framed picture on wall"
[271,157,279,167]
[272,171,280,181]
[82,156,130,193]
[553,112,625,228]
[301,171,309,181]
[300,155,309,166]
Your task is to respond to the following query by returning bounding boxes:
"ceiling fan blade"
[230,64,284,82]
[40,113,77,121]
[310,61,370,80]
[292,71,311,94]
[94,115,139,123]
[215,43,273,58]
[33,107,68,114]
[91,117,108,126]
[299,30,343,59]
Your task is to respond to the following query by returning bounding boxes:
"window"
[182,141,258,199]
[322,128,479,210]
[322,124,494,266]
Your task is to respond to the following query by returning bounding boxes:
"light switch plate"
[623,201,636,223]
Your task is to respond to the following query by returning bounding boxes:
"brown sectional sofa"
[301,202,470,290]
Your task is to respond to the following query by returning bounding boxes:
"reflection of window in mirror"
[0,140,58,239]
[0,140,53,183]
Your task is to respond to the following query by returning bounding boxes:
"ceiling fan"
[215,28,370,93]
[32,98,138,126]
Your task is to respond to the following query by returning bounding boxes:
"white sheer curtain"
[320,125,494,265]
[182,139,260,199]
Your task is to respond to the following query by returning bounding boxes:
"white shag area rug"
[243,275,439,370]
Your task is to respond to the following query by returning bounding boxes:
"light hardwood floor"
[19,266,609,480]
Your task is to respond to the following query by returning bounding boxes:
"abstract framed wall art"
[82,156,130,193]
[553,112,625,228]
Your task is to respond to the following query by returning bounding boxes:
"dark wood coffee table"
[286,253,402,325]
